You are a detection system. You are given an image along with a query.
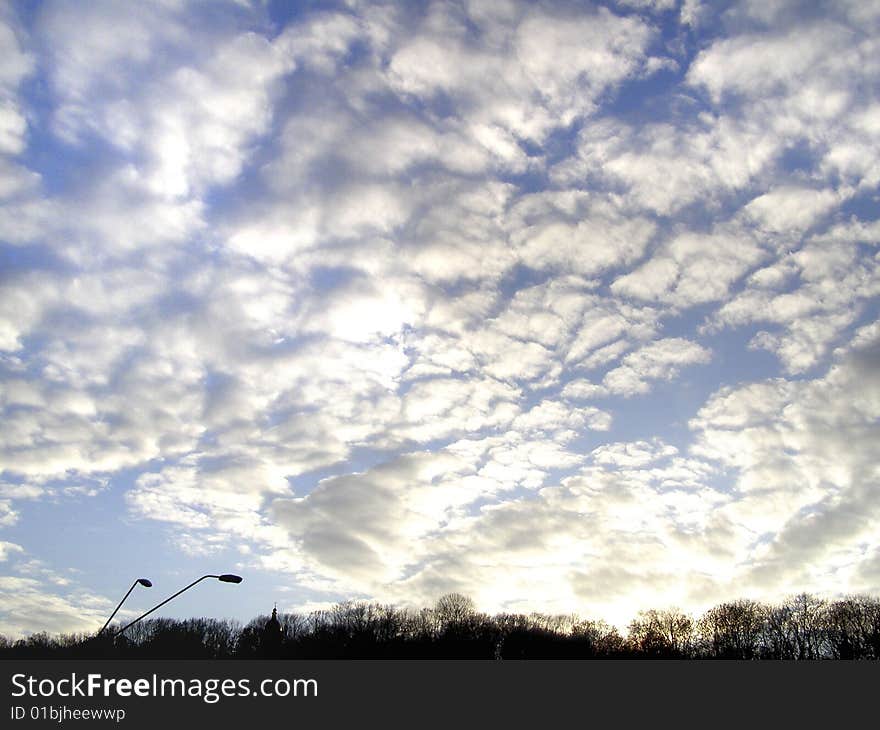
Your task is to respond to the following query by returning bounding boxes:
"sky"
[1,0,879,637]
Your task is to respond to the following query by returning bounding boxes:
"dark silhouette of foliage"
[4,591,880,659]
[697,599,764,659]
[823,595,880,659]
[627,608,695,657]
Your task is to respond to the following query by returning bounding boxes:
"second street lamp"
[114,574,243,638]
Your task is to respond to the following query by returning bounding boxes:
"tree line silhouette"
[3,592,879,659]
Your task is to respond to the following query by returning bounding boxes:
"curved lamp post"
[114,574,242,638]
[98,578,153,635]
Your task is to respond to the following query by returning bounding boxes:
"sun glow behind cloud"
[1,0,879,635]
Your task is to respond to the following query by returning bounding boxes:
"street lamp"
[114,574,243,637]
[98,578,153,635]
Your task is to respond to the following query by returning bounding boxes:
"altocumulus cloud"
[1,0,879,633]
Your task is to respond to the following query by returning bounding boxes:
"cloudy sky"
[1,0,879,637]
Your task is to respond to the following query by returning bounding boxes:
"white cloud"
[743,186,843,234]
[687,23,848,105]
[591,439,678,468]
[513,399,611,434]
[386,3,657,144]
[270,448,490,587]
[603,338,712,396]
[555,116,781,215]
[2,0,880,634]
[509,195,658,277]
[0,575,111,637]
[613,229,768,308]
[689,323,880,594]
[0,102,28,157]
[0,10,33,157]
[615,0,678,11]
[710,237,880,373]
[0,541,23,561]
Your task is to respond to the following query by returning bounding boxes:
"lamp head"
[137,578,153,587]
[218,574,243,584]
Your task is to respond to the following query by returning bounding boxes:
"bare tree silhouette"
[5,592,880,659]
